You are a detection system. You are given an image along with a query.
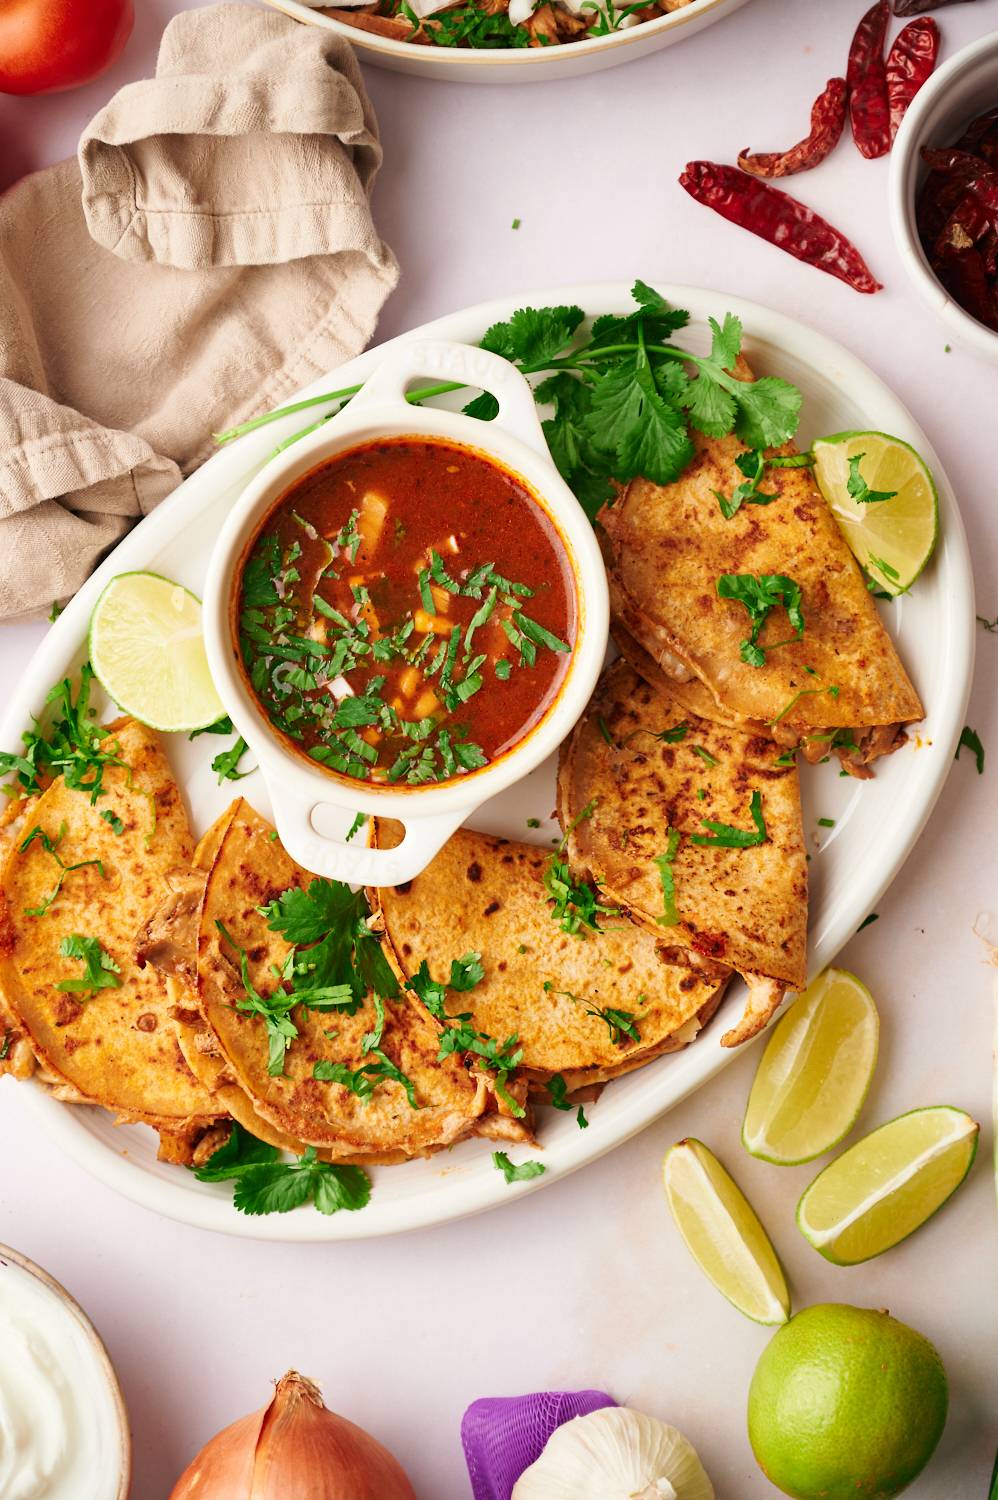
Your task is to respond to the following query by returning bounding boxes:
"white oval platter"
[1,282,974,1241]
[261,0,754,84]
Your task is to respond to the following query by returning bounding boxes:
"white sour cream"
[0,1255,125,1500]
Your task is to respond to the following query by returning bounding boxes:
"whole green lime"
[747,1303,948,1499]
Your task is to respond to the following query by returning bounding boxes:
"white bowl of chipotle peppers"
[890,28,998,361]
[203,338,609,888]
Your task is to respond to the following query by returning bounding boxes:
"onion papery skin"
[168,1372,418,1500]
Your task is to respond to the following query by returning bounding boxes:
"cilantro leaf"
[955,725,985,774]
[480,305,584,367]
[733,377,804,451]
[261,878,360,946]
[449,951,485,991]
[584,353,695,486]
[492,1151,546,1185]
[535,373,615,523]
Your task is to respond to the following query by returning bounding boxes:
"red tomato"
[0,0,134,95]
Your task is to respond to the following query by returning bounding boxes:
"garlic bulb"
[511,1407,714,1500]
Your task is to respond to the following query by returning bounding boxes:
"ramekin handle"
[268,785,469,888]
[346,337,550,459]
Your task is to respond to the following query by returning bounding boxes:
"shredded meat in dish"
[318,0,692,49]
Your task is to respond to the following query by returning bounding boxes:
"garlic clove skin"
[510,1407,714,1500]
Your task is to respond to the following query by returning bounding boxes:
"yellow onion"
[168,1371,417,1499]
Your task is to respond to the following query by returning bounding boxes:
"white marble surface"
[1,1,997,1494]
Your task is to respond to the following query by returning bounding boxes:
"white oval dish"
[0,1246,131,1500]
[261,0,753,83]
[202,338,608,887]
[0,283,974,1241]
[889,30,998,364]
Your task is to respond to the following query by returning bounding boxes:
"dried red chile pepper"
[848,1,892,160]
[917,108,998,332]
[894,0,975,13]
[738,78,849,179]
[679,162,882,294]
[886,18,940,140]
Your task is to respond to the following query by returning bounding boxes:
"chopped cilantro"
[543,858,619,937]
[0,664,125,805]
[345,813,366,842]
[976,614,998,634]
[817,817,836,828]
[492,1151,546,1184]
[690,789,768,849]
[314,1050,419,1110]
[691,745,718,767]
[189,716,233,740]
[212,735,253,784]
[847,453,897,506]
[512,217,521,230]
[19,823,105,917]
[717,573,804,668]
[99,809,125,835]
[526,817,541,829]
[857,913,879,932]
[955,725,984,775]
[55,934,121,996]
[654,828,681,927]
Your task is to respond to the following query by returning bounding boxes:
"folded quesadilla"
[600,393,923,776]
[0,719,221,1160]
[371,824,728,1088]
[141,799,509,1161]
[557,661,808,1046]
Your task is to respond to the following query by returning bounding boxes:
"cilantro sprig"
[215,284,802,526]
[216,876,401,1077]
[193,1122,371,1217]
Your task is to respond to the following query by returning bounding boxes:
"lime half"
[743,968,879,1166]
[89,572,225,733]
[797,1105,978,1265]
[812,430,939,595]
[663,1138,790,1325]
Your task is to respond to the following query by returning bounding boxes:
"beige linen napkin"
[0,3,398,621]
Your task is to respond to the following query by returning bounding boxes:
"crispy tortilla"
[557,661,808,1046]
[0,720,220,1153]
[177,801,500,1160]
[371,825,728,1085]
[600,388,923,775]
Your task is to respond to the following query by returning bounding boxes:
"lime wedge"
[812,430,939,595]
[663,1138,790,1325]
[743,968,879,1166]
[797,1106,978,1265]
[89,571,225,733]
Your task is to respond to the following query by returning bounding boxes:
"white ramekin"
[889,30,998,364]
[204,338,609,887]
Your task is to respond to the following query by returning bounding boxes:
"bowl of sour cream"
[0,1246,130,1500]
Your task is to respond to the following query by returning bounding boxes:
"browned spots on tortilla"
[136,1013,157,1032]
[53,995,82,1027]
[691,931,727,959]
[467,863,483,883]
[483,900,502,917]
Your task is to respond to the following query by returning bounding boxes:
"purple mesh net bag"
[462,1390,617,1500]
